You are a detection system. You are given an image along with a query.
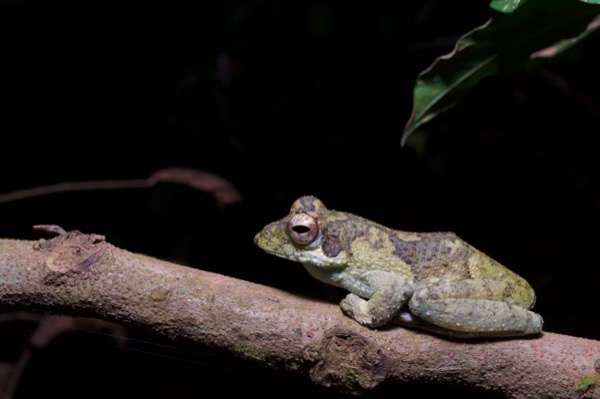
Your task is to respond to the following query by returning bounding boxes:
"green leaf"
[489,0,525,13]
[402,0,600,146]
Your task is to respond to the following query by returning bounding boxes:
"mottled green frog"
[254,196,543,338]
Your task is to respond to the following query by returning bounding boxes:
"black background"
[1,0,599,397]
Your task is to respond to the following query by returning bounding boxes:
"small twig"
[0,179,150,204]
[0,168,242,208]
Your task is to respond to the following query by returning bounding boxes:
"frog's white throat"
[298,245,349,287]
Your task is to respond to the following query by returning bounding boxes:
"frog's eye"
[287,213,320,245]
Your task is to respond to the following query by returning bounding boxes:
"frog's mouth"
[256,230,350,275]
[254,230,300,258]
[254,226,292,258]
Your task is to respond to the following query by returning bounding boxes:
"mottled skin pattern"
[254,196,543,338]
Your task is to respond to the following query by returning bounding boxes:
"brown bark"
[0,229,598,398]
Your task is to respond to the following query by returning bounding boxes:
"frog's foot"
[393,311,495,338]
[340,271,412,328]
[408,279,543,337]
[393,310,435,330]
[341,293,385,327]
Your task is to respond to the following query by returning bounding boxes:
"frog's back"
[390,231,522,284]
[328,211,526,285]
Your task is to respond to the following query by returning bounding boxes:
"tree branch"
[0,229,598,398]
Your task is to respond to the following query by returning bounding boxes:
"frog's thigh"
[409,279,543,335]
[340,271,412,328]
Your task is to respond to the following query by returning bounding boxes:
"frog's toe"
[524,312,543,334]
[340,294,388,328]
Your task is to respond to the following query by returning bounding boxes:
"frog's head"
[254,196,348,268]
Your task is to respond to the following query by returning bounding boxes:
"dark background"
[1,0,599,397]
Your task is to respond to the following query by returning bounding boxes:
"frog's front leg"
[408,279,543,337]
[339,270,414,328]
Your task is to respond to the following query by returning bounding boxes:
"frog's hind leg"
[408,279,543,337]
[393,310,497,338]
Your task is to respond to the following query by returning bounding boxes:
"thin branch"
[0,167,242,208]
[0,229,598,398]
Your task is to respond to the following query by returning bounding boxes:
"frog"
[254,196,543,338]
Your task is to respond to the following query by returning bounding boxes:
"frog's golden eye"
[287,213,319,245]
